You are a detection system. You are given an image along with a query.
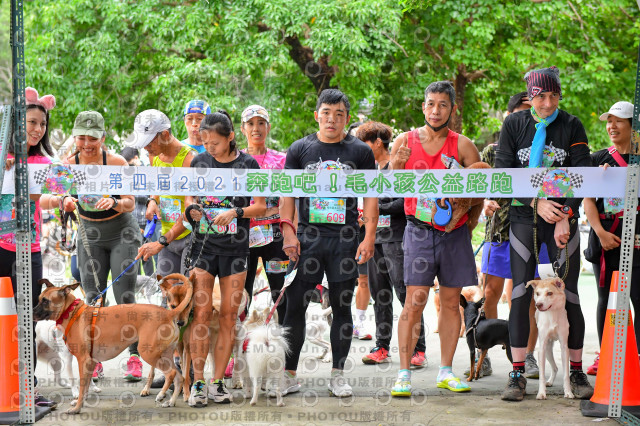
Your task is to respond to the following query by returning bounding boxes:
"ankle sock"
[513,361,525,373]
[285,371,296,379]
[398,369,411,381]
[355,309,366,327]
[437,366,454,382]
[570,360,582,373]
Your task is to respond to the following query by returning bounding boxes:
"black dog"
[460,295,512,382]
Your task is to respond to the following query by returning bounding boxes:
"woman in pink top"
[0,88,60,408]
[240,105,288,323]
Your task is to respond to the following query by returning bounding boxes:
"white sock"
[356,309,366,327]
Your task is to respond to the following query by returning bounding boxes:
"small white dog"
[35,321,101,398]
[237,308,290,406]
[527,277,574,400]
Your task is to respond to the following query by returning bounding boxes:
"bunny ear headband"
[25,87,56,111]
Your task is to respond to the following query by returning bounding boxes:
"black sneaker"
[501,371,526,401]
[570,370,594,399]
[35,391,58,410]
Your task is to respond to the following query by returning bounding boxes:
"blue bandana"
[528,107,559,168]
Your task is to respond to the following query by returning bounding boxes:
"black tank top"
[73,150,122,220]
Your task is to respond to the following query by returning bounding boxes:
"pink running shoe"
[586,354,599,376]
[92,362,104,382]
[224,357,234,379]
[124,355,143,382]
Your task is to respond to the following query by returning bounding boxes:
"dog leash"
[265,259,298,325]
[183,204,217,273]
[89,215,159,306]
[532,199,570,281]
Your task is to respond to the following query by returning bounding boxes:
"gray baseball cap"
[72,111,105,139]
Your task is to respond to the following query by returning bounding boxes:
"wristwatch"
[235,207,244,218]
[109,196,118,208]
[561,205,573,218]
[158,235,169,247]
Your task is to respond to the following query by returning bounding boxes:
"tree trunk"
[451,71,466,134]
[284,35,336,94]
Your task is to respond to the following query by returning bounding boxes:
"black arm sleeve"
[379,198,404,215]
[495,116,533,207]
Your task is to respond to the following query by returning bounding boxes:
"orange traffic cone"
[0,277,20,422]
[581,271,640,417]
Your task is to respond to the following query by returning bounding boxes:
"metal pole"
[10,0,34,423]
[608,44,640,418]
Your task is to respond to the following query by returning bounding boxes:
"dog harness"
[57,298,100,357]
[464,303,486,350]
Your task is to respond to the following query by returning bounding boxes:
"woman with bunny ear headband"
[0,87,60,409]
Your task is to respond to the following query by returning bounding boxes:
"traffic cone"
[581,271,640,417]
[0,277,20,422]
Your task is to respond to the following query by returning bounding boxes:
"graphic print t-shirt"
[284,133,376,238]
[190,151,260,256]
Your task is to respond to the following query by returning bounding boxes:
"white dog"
[237,308,290,406]
[35,321,101,398]
[527,277,574,400]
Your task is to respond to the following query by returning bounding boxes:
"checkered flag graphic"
[569,172,583,188]
[517,145,567,166]
[529,171,546,189]
[32,164,87,190]
[72,169,87,186]
[33,166,50,185]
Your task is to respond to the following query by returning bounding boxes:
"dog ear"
[39,278,55,288]
[475,297,485,309]
[555,279,565,290]
[158,279,172,295]
[525,280,537,289]
[460,294,468,308]
[61,283,80,295]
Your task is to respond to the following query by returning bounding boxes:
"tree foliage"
[1,0,638,151]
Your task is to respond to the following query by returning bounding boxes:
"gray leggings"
[77,213,142,355]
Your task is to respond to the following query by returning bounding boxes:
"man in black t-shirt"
[495,66,593,401]
[279,89,378,398]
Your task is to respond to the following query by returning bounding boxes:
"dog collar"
[56,299,81,326]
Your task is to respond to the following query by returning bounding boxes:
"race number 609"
[326,213,345,223]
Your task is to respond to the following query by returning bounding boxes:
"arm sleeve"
[565,118,591,212]
[379,198,404,215]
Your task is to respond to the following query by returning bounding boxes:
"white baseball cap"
[130,109,171,149]
[599,101,634,121]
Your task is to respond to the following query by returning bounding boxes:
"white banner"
[0,163,634,198]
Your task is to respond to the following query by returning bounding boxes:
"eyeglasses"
[242,107,268,121]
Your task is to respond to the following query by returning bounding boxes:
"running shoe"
[124,355,143,382]
[208,379,233,403]
[586,354,599,376]
[353,324,372,340]
[501,371,526,401]
[188,380,207,408]
[391,378,411,397]
[225,357,234,379]
[524,353,539,379]
[35,391,58,410]
[328,372,353,397]
[570,370,594,399]
[92,362,104,382]
[267,375,301,397]
[362,347,391,364]
[410,351,427,369]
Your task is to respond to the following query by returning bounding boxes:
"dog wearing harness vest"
[33,276,192,413]
[460,295,512,381]
[527,277,574,400]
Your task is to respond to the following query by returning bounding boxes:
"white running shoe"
[328,373,353,397]
[208,379,233,403]
[267,375,301,397]
[188,380,208,408]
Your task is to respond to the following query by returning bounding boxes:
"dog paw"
[564,390,575,399]
[140,389,150,397]
[536,392,547,400]
[232,380,243,389]
[71,387,79,399]
[93,386,102,393]
[277,401,285,407]
[161,400,175,408]
[155,392,166,402]
[250,400,257,406]
[66,405,81,414]
[321,357,332,363]
[545,380,553,387]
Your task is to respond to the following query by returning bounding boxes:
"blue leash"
[90,215,158,305]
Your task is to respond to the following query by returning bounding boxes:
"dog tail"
[160,273,194,317]
[248,325,291,355]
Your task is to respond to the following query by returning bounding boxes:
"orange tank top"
[403,129,468,230]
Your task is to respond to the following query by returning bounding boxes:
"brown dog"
[431,161,491,233]
[33,276,192,413]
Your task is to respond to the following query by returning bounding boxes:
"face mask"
[424,111,452,132]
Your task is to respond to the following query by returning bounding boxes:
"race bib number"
[199,208,237,234]
[604,197,624,215]
[249,224,274,248]
[78,194,105,212]
[309,198,346,224]
[377,215,391,228]
[415,196,435,223]
[159,197,182,223]
[266,260,289,274]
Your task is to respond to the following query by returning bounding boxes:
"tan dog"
[431,161,491,233]
[33,277,192,413]
[527,277,574,400]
